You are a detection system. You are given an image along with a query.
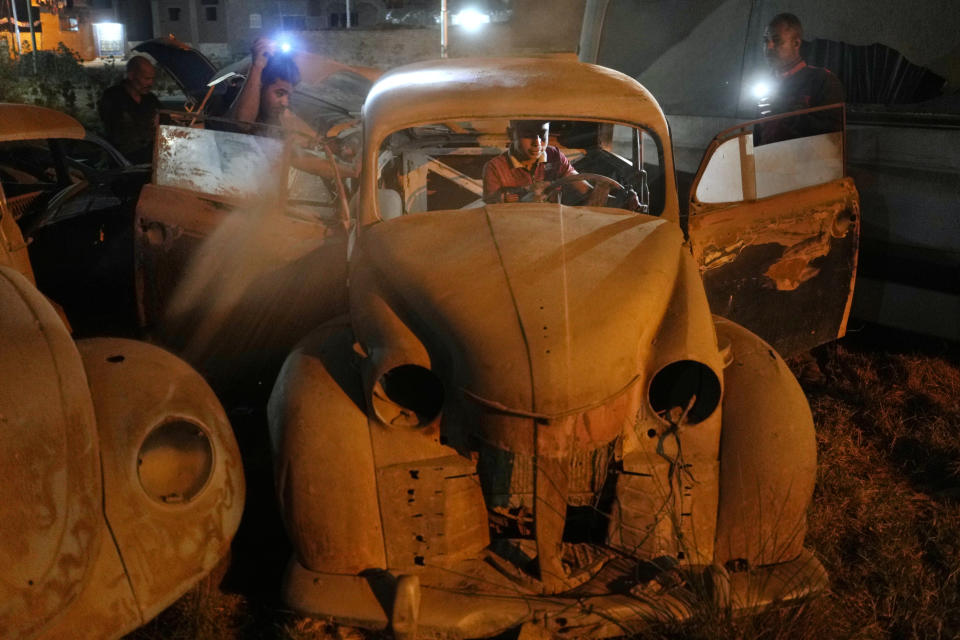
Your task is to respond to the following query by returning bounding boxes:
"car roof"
[359,57,680,226]
[362,56,670,144]
[0,103,85,141]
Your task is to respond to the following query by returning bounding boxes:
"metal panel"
[0,266,101,638]
[688,107,858,357]
[0,103,85,141]
[689,178,859,357]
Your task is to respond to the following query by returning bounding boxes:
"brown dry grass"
[126,328,960,640]
[799,336,960,640]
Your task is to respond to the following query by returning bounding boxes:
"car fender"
[0,201,35,284]
[268,320,387,574]
[0,265,108,638]
[76,338,245,624]
[713,317,816,567]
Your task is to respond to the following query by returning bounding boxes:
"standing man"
[755,13,844,145]
[98,56,161,163]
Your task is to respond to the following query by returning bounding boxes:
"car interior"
[375,118,665,218]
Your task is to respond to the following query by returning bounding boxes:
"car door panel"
[687,107,859,357]
[135,125,350,386]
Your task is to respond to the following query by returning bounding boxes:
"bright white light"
[452,9,490,31]
[279,41,292,53]
[93,22,123,42]
[752,81,771,99]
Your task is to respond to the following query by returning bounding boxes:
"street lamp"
[441,3,491,58]
[440,0,448,58]
[452,8,490,30]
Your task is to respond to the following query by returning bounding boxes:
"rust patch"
[763,231,833,291]
[695,199,851,291]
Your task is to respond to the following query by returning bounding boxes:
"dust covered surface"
[124,324,960,640]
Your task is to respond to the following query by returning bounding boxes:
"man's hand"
[251,37,272,70]
[496,186,525,203]
[528,180,550,202]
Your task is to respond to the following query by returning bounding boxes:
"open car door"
[687,104,859,357]
[135,116,351,387]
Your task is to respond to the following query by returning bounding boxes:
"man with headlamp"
[754,13,844,145]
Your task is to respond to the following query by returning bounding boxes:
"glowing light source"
[272,34,294,54]
[93,23,125,58]
[752,81,771,99]
[452,8,490,31]
[93,22,123,42]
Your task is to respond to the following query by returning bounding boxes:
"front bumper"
[282,547,828,638]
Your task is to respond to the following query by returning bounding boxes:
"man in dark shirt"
[754,13,844,145]
[98,56,161,163]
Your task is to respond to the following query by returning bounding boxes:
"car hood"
[356,205,683,417]
[133,37,217,100]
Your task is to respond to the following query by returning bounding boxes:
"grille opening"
[562,505,610,544]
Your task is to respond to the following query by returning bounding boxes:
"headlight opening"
[137,419,214,504]
[648,360,721,425]
[372,364,445,428]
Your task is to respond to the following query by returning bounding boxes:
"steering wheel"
[525,172,624,207]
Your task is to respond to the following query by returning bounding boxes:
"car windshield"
[375,118,664,218]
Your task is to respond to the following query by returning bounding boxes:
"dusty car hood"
[357,206,682,417]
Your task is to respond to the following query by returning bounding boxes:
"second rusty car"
[265,57,859,638]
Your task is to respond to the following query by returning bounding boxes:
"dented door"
[135,124,350,385]
[687,106,859,357]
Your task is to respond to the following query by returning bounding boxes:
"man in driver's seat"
[482,120,589,204]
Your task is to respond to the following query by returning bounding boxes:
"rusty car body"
[0,104,244,640]
[263,57,859,638]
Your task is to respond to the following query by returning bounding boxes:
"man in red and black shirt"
[482,120,589,204]
[754,13,844,145]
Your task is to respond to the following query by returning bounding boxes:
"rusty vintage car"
[0,104,244,639]
[262,57,859,638]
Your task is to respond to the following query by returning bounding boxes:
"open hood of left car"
[133,36,217,101]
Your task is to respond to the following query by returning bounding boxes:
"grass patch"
[801,334,960,639]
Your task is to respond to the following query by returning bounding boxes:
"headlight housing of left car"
[137,419,214,505]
